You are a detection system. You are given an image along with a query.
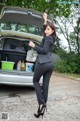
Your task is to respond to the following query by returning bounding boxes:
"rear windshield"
[0,22,43,36]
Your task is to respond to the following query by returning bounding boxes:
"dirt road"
[0,73,80,121]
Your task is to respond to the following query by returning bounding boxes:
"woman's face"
[44,25,54,36]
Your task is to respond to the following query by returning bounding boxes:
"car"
[0,6,52,86]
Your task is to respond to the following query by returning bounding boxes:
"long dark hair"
[44,21,56,37]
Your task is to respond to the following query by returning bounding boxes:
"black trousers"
[33,60,53,105]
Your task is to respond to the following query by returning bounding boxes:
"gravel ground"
[0,73,80,121]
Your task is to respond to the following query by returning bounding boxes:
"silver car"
[0,6,52,86]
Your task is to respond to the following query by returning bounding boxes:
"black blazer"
[34,35,55,64]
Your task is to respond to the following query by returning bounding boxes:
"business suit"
[33,35,55,105]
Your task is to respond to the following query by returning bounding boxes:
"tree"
[54,4,80,53]
[70,18,80,54]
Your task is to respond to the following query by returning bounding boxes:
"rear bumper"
[0,73,33,86]
[0,70,43,86]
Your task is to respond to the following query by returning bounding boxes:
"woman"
[29,13,56,118]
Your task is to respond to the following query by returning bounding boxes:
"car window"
[0,22,43,36]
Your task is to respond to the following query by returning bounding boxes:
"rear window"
[0,22,43,36]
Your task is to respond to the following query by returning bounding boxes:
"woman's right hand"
[43,13,48,25]
[43,13,48,21]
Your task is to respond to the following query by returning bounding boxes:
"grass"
[54,72,80,79]
[62,73,80,78]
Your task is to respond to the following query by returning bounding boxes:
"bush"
[54,52,80,74]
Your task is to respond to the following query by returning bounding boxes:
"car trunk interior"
[0,38,37,73]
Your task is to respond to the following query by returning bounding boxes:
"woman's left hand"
[29,41,35,48]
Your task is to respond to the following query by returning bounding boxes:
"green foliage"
[55,51,80,74]
[0,0,72,18]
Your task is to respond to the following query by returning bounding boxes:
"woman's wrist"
[44,19,47,25]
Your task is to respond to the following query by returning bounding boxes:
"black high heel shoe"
[34,104,46,118]
[36,105,40,113]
